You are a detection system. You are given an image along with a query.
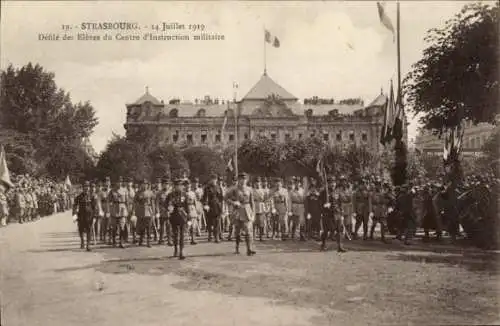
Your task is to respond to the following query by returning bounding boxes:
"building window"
[173,131,179,143]
[244,133,249,140]
[362,133,368,142]
[187,134,193,144]
[298,133,303,139]
[215,134,221,143]
[349,131,355,141]
[285,134,291,141]
[471,138,475,148]
[229,134,235,142]
[271,133,277,141]
[201,134,207,143]
[336,131,342,142]
[323,133,329,141]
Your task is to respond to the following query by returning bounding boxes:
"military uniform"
[289,181,306,241]
[252,180,267,241]
[305,181,322,239]
[185,182,199,245]
[126,179,137,243]
[0,184,9,226]
[369,185,389,242]
[14,189,25,223]
[202,176,224,243]
[99,182,111,242]
[108,181,129,248]
[319,181,346,252]
[134,180,155,247]
[156,180,172,245]
[271,182,290,240]
[396,185,415,244]
[339,183,354,239]
[72,182,98,251]
[166,179,189,259]
[353,184,372,240]
[225,173,256,255]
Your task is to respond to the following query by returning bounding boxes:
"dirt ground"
[1,212,499,326]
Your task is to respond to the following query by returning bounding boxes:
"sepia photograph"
[0,1,498,325]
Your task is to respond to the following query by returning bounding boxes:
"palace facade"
[124,72,405,153]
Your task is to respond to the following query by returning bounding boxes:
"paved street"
[1,212,499,326]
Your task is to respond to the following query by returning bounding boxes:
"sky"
[0,1,484,153]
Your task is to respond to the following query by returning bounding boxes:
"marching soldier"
[369,180,389,243]
[305,177,322,240]
[156,177,172,246]
[166,178,189,259]
[135,179,155,247]
[193,178,204,235]
[338,176,353,240]
[72,181,98,251]
[262,178,272,238]
[185,180,199,245]
[99,179,111,243]
[320,176,347,252]
[202,174,224,243]
[396,184,415,245]
[353,181,372,240]
[90,182,103,242]
[15,186,25,223]
[252,177,267,242]
[151,178,162,242]
[271,178,290,241]
[125,177,136,243]
[224,173,256,256]
[108,177,128,248]
[289,177,306,241]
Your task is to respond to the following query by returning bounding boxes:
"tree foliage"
[0,63,98,179]
[405,2,499,134]
[182,146,225,183]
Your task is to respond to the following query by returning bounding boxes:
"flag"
[265,29,272,43]
[273,36,280,48]
[377,2,395,41]
[316,158,326,183]
[65,175,72,189]
[265,29,280,48]
[0,146,13,190]
[380,82,395,145]
[443,122,465,163]
[392,91,404,141]
[226,156,234,172]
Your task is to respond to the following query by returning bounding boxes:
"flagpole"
[233,84,239,177]
[263,26,267,75]
[397,1,401,102]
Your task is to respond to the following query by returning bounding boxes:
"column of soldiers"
[70,171,500,254]
[0,175,73,227]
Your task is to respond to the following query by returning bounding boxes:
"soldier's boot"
[146,229,152,248]
[336,231,346,252]
[173,245,178,257]
[246,234,256,256]
[190,229,197,245]
[369,223,376,240]
[381,226,389,243]
[227,225,233,241]
[299,226,306,241]
[259,227,264,242]
[179,242,185,260]
[235,236,240,254]
[208,227,213,242]
[86,232,91,252]
[79,233,85,249]
[119,229,125,248]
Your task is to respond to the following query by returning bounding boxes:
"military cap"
[83,181,91,187]
[183,178,190,185]
[194,177,200,182]
[217,175,223,181]
[141,179,150,184]
[238,172,248,179]
[173,178,183,185]
[210,173,218,180]
[161,177,169,183]
[105,176,111,181]
[327,175,335,182]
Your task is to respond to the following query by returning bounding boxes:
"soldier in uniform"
[15,186,25,223]
[185,179,199,245]
[369,180,389,243]
[90,182,103,242]
[99,179,111,243]
[202,173,224,243]
[320,176,347,252]
[262,178,272,238]
[252,177,267,242]
[271,178,290,240]
[353,181,372,240]
[338,176,353,240]
[108,177,129,248]
[396,184,415,245]
[151,178,162,242]
[224,173,256,256]
[135,179,155,247]
[156,177,173,246]
[125,177,137,243]
[305,177,322,240]
[72,181,98,251]
[166,178,189,259]
[289,177,306,241]
[193,178,204,236]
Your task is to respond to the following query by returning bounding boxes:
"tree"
[238,137,282,176]
[182,146,225,183]
[405,2,498,133]
[148,145,189,180]
[0,63,99,179]
[45,141,95,182]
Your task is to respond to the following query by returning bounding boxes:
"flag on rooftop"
[377,2,395,42]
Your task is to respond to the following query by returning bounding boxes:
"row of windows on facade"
[169,131,369,144]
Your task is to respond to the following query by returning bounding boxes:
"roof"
[163,102,235,117]
[129,88,162,106]
[300,103,364,115]
[243,72,297,100]
[365,93,387,108]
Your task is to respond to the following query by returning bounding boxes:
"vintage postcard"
[0,1,498,325]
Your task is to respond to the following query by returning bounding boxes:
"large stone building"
[414,120,497,157]
[124,72,405,153]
